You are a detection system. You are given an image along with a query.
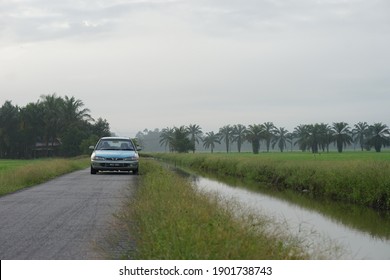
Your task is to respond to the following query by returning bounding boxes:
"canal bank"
[175,167,390,259]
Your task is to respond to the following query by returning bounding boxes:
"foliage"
[0,95,111,158]
[159,127,174,152]
[232,124,246,153]
[140,121,389,154]
[352,122,369,151]
[186,124,203,153]
[171,126,194,153]
[245,124,263,154]
[202,131,221,153]
[331,122,353,153]
[158,126,195,153]
[367,123,390,152]
[262,122,276,152]
[152,152,390,210]
[272,127,288,152]
[219,125,234,153]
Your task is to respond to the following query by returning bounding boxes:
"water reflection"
[175,167,390,259]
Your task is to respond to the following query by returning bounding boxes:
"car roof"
[100,137,131,141]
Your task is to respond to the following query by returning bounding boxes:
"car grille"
[106,158,122,161]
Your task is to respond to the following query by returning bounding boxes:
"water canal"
[175,167,390,259]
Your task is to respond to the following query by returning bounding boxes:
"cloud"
[0,0,137,42]
[1,0,389,136]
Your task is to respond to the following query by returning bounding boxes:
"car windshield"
[96,139,135,151]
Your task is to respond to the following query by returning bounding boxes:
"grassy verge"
[0,157,90,196]
[150,152,390,210]
[113,159,307,259]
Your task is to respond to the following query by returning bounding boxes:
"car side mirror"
[89,146,95,150]
[137,147,142,151]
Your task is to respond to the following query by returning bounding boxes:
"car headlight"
[123,156,139,161]
[92,156,106,160]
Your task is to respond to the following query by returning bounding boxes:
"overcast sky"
[1,0,389,137]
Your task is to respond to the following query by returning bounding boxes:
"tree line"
[0,94,111,158]
[137,122,390,153]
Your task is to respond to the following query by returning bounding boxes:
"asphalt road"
[0,169,137,260]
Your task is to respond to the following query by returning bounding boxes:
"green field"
[0,159,41,171]
[109,159,308,259]
[150,151,390,210]
[0,157,90,196]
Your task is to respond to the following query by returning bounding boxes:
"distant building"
[33,138,62,157]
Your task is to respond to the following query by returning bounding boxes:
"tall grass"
[114,159,307,259]
[0,157,90,196]
[151,152,390,210]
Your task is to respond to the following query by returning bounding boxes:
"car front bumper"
[91,160,139,171]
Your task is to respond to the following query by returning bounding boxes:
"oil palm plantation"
[186,124,203,153]
[172,126,194,153]
[294,124,324,153]
[232,124,247,153]
[219,125,234,153]
[294,124,311,152]
[202,131,221,153]
[272,127,289,152]
[318,123,332,152]
[367,123,390,152]
[159,127,175,152]
[245,124,263,154]
[263,122,276,152]
[352,122,369,151]
[286,132,295,152]
[331,122,352,153]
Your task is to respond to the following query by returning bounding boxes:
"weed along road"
[0,168,137,259]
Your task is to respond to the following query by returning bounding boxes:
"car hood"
[93,150,138,159]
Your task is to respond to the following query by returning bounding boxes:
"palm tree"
[219,125,233,153]
[245,124,263,154]
[0,101,20,158]
[92,118,111,138]
[40,94,64,156]
[352,122,369,151]
[272,127,289,152]
[186,124,202,153]
[0,94,106,158]
[159,127,175,152]
[294,124,323,153]
[262,122,276,152]
[331,122,352,153]
[367,123,390,152]
[19,102,44,158]
[202,131,221,153]
[62,96,93,126]
[286,132,295,152]
[294,124,310,152]
[60,96,94,156]
[318,123,332,152]
[172,126,193,153]
[232,124,246,153]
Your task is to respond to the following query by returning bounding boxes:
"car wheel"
[91,166,97,174]
[133,168,139,175]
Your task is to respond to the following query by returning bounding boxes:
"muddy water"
[178,169,390,259]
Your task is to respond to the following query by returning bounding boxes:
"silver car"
[90,137,140,174]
